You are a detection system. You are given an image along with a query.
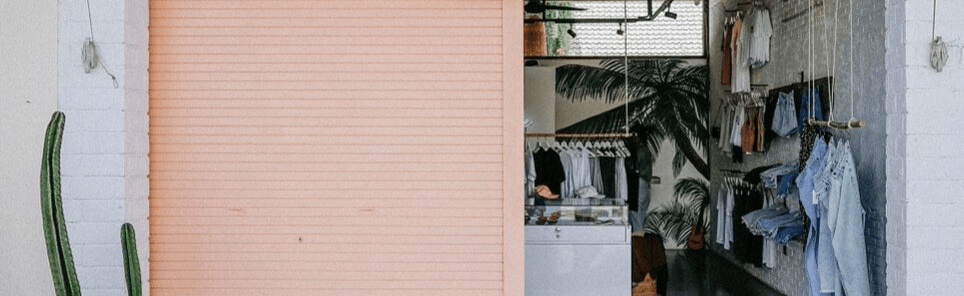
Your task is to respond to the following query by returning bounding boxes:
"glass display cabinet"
[524,198,631,296]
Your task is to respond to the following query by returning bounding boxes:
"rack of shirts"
[715,77,835,162]
[525,136,631,201]
[714,174,765,267]
[715,176,750,251]
[715,86,769,159]
[722,2,772,92]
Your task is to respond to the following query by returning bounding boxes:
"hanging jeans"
[631,178,652,232]
[755,211,803,237]
[824,142,871,296]
[772,223,805,245]
[772,91,798,136]
[760,163,798,189]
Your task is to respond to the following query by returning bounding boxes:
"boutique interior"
[521,0,888,295]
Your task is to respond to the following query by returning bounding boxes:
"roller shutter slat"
[150,0,507,293]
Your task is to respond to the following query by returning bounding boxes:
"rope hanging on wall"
[82,0,119,88]
[804,0,863,129]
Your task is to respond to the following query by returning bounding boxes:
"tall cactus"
[121,223,142,296]
[40,111,81,296]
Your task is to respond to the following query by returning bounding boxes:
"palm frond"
[672,149,686,177]
[673,177,710,210]
[555,59,710,179]
[555,63,649,104]
[645,200,703,246]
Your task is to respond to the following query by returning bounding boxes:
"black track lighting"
[665,11,678,19]
[617,23,624,35]
[567,26,577,38]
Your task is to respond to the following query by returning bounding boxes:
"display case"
[524,198,631,296]
[525,197,628,226]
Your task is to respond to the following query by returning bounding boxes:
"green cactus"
[40,111,81,296]
[121,223,142,296]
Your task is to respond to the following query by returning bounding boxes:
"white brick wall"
[884,0,907,294]
[38,1,964,295]
[898,0,964,295]
[58,0,149,295]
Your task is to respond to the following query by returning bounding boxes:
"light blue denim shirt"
[824,142,871,296]
[796,138,833,296]
[814,139,842,294]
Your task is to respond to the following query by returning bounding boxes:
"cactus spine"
[121,223,142,296]
[40,111,81,296]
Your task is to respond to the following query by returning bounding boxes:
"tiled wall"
[58,0,150,295]
[707,0,888,295]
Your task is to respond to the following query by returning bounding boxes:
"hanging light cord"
[931,0,937,41]
[623,0,630,134]
[823,0,837,114]
[806,0,815,122]
[82,0,119,88]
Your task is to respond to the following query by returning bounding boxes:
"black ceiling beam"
[524,0,675,24]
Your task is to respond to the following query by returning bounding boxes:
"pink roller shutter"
[148,0,523,295]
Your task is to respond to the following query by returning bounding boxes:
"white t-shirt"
[749,8,773,68]
[731,15,753,93]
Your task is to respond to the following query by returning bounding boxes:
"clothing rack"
[526,133,636,138]
[724,84,771,94]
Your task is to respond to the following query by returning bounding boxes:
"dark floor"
[663,249,786,296]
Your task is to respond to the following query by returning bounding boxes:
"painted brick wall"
[900,0,964,295]
[708,0,888,294]
[58,0,150,295]
[884,0,906,294]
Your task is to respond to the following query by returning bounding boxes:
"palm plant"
[555,59,709,179]
[645,178,711,247]
[556,59,711,248]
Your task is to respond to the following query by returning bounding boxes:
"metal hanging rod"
[525,133,636,138]
[525,0,676,23]
[525,17,648,24]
